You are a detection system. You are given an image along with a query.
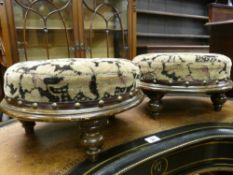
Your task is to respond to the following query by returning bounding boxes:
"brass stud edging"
[74,102,81,109]
[98,100,105,107]
[117,96,123,101]
[52,103,57,109]
[203,80,207,85]
[4,91,140,110]
[185,81,190,86]
[32,103,38,108]
[17,100,23,105]
[129,92,134,97]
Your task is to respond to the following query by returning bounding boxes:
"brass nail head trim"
[52,103,57,108]
[117,96,123,101]
[129,92,134,96]
[169,80,173,84]
[216,80,219,84]
[98,100,104,107]
[203,80,207,85]
[32,102,38,108]
[185,81,190,86]
[153,79,157,83]
[74,102,81,108]
[17,100,23,105]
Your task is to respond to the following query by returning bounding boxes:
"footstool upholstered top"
[133,53,232,85]
[4,58,140,108]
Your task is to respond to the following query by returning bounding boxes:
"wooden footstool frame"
[133,53,233,117]
[140,79,233,117]
[0,58,143,161]
[0,90,143,161]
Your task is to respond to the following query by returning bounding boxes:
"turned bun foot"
[211,93,227,111]
[109,115,116,121]
[144,92,165,118]
[20,121,36,135]
[80,119,108,162]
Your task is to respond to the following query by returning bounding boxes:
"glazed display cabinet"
[0,0,136,67]
[0,0,136,102]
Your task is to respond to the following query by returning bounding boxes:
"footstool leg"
[80,118,108,162]
[20,120,36,135]
[109,115,116,121]
[210,93,227,111]
[144,92,165,118]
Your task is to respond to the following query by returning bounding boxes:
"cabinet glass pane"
[13,0,75,61]
[83,0,128,58]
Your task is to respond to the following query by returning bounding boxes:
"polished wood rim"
[140,80,233,93]
[0,91,144,122]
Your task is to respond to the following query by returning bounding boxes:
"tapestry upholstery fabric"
[133,53,232,84]
[4,58,139,103]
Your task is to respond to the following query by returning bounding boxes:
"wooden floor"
[1,96,233,175]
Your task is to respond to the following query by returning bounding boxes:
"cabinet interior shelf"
[137,32,210,39]
[137,9,209,20]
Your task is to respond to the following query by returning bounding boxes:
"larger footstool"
[0,58,144,161]
[133,53,233,116]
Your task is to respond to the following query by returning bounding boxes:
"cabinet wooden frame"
[0,0,136,66]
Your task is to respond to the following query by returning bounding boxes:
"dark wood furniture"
[1,96,233,174]
[141,80,232,116]
[74,123,233,175]
[209,3,233,21]
[207,3,233,96]
[136,0,214,54]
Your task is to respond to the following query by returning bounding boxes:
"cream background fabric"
[4,58,139,103]
[133,53,232,83]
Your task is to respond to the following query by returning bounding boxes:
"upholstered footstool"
[0,58,143,161]
[133,53,233,116]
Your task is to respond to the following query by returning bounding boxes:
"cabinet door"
[81,0,132,59]
[9,0,81,61]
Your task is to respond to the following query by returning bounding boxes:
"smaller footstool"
[133,53,233,116]
[0,58,144,161]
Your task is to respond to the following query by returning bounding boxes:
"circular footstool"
[0,58,144,161]
[133,53,233,117]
